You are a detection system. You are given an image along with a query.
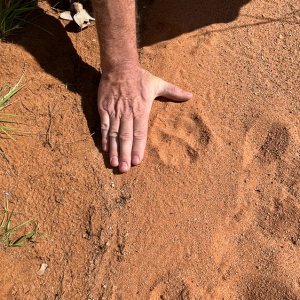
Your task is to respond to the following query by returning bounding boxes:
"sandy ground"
[0,0,300,299]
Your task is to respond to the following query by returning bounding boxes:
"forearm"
[92,0,139,72]
[93,0,192,173]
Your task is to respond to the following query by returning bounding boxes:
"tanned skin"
[92,0,192,173]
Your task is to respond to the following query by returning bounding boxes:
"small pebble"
[37,263,48,276]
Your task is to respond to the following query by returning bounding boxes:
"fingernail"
[120,162,129,172]
[102,144,108,152]
[110,156,118,167]
[132,155,140,165]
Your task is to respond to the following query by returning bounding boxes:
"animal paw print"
[258,123,290,164]
[149,110,211,167]
[257,197,300,244]
[240,115,300,242]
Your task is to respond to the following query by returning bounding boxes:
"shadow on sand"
[137,0,250,46]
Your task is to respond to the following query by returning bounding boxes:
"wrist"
[100,48,139,73]
[101,59,140,75]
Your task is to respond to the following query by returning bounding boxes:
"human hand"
[97,64,192,173]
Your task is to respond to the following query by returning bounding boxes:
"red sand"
[0,0,300,298]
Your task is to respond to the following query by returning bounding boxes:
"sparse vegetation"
[0,76,24,139]
[0,199,40,248]
[0,0,36,40]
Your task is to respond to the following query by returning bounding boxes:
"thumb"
[157,80,193,102]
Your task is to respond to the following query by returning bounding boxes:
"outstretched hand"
[98,64,192,173]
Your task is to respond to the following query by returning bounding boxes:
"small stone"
[37,263,48,276]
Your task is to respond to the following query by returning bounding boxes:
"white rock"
[37,263,48,276]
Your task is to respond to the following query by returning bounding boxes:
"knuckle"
[98,102,106,111]
[133,107,145,118]
[122,112,133,119]
[133,129,147,140]
[168,85,177,93]
[98,97,110,110]
[108,109,121,119]
[119,131,132,141]
[108,111,116,118]
[101,123,109,131]
[109,129,119,138]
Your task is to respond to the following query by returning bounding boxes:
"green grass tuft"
[0,0,37,40]
[0,74,25,140]
[0,199,40,248]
